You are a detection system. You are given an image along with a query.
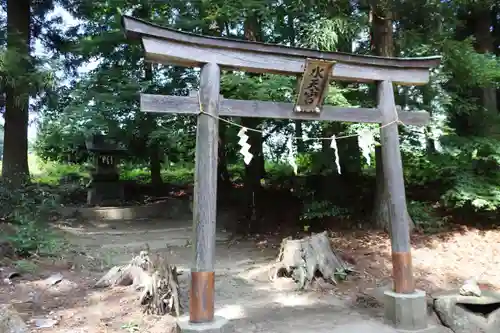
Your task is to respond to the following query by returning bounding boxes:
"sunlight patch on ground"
[237,263,274,281]
[273,293,317,307]
[215,304,246,320]
[411,229,500,290]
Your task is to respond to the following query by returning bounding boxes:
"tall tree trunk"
[295,121,305,153]
[453,3,498,134]
[493,4,500,112]
[217,121,232,204]
[136,4,163,188]
[213,20,231,193]
[422,85,436,154]
[369,0,413,231]
[471,4,497,116]
[149,143,163,186]
[3,0,31,188]
[288,13,305,154]
[241,13,265,229]
[144,62,163,188]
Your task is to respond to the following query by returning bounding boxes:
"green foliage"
[407,201,444,233]
[443,38,500,89]
[439,136,500,211]
[13,259,38,274]
[10,0,500,232]
[298,16,361,51]
[120,165,194,186]
[32,160,87,185]
[0,181,63,257]
[404,136,500,212]
[300,200,350,221]
[0,50,56,105]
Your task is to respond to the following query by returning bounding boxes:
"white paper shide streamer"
[237,127,253,165]
[330,135,341,174]
[358,128,376,166]
[287,137,298,175]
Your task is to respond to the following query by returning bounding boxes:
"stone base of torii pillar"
[176,316,230,333]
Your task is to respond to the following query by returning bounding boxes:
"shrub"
[300,200,351,222]
[0,181,63,256]
[407,200,445,233]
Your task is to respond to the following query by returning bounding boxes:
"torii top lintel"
[121,16,441,86]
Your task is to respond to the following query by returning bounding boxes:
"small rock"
[45,273,64,286]
[0,304,29,333]
[460,279,482,297]
[32,317,58,328]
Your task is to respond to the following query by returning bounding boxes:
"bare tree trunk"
[241,13,266,230]
[471,4,497,115]
[493,4,500,112]
[295,121,305,153]
[288,17,305,155]
[149,143,163,187]
[3,0,31,188]
[144,63,163,188]
[136,4,163,189]
[454,3,498,132]
[370,0,413,231]
[217,121,230,190]
[422,85,436,154]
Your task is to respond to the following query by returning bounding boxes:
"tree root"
[95,250,182,316]
[269,231,353,289]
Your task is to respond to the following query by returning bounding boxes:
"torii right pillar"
[378,81,438,332]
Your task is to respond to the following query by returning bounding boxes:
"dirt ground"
[1,217,500,332]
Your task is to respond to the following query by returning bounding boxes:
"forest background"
[1,0,499,254]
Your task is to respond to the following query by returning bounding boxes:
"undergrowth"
[0,180,65,257]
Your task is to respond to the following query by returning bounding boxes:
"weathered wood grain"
[142,37,431,85]
[192,63,220,274]
[378,80,414,294]
[141,93,431,126]
[189,271,215,322]
[122,16,440,69]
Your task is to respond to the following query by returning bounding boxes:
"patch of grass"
[31,157,87,185]
[0,178,66,257]
[121,322,140,332]
[13,259,38,274]
[161,166,194,185]
[8,221,66,257]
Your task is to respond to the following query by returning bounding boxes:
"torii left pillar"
[176,62,230,333]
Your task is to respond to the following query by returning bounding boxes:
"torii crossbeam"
[122,15,441,333]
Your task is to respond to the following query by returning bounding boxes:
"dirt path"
[1,218,447,332]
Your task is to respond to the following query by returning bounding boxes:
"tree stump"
[269,231,353,289]
[95,250,181,316]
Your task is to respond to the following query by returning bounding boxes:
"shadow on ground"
[2,214,499,333]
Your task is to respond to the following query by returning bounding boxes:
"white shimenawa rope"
[196,92,405,166]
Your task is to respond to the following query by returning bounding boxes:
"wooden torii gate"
[122,16,441,333]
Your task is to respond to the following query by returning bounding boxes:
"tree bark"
[269,231,352,290]
[288,17,305,155]
[149,143,163,187]
[471,4,497,115]
[295,120,305,153]
[144,63,163,188]
[3,0,31,187]
[369,0,413,231]
[454,3,498,133]
[241,13,266,229]
[422,85,436,154]
[217,121,230,191]
[95,251,182,317]
[135,4,163,188]
[493,4,500,112]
